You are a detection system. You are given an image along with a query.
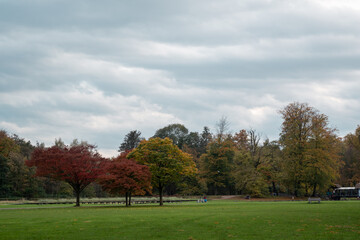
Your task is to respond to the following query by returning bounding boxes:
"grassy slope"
[0,200,359,239]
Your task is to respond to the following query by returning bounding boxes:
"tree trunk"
[125,192,129,207]
[312,184,317,197]
[129,192,132,206]
[272,181,278,196]
[159,183,163,206]
[75,190,80,207]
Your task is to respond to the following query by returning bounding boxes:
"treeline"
[1,102,360,199]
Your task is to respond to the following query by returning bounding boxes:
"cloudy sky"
[1,0,360,157]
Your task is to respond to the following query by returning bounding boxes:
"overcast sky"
[1,0,360,157]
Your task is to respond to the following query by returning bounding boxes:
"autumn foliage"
[27,144,106,206]
[128,137,197,205]
[98,152,151,206]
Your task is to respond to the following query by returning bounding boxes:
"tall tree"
[27,143,106,206]
[232,150,267,197]
[200,139,235,195]
[340,126,360,186]
[257,140,283,196]
[153,124,188,149]
[279,102,341,196]
[0,154,10,197]
[215,116,231,142]
[248,129,262,168]
[127,137,197,205]
[0,131,19,198]
[119,130,143,152]
[303,114,341,196]
[98,153,151,206]
[199,126,212,155]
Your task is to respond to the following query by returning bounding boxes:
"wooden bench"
[308,197,321,204]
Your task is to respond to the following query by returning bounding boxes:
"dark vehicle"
[331,187,360,200]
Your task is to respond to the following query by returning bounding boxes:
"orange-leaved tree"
[27,143,106,206]
[98,152,152,206]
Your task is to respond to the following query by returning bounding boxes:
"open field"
[1,200,359,239]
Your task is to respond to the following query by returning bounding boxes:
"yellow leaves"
[128,137,198,186]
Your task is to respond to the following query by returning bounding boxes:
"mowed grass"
[0,200,359,239]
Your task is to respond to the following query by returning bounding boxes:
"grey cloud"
[1,0,360,156]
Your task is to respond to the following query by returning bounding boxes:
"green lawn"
[0,200,359,239]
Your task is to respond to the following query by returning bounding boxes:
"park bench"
[308,197,321,204]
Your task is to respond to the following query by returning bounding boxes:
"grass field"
[0,200,359,239]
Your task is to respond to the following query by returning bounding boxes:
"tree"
[119,130,143,152]
[0,130,19,198]
[199,126,212,155]
[215,116,231,142]
[279,102,341,196]
[98,152,151,206]
[0,154,10,197]
[340,126,360,186]
[232,151,267,197]
[233,129,249,151]
[127,137,197,206]
[0,130,19,158]
[27,143,106,206]
[303,114,341,196]
[231,130,275,197]
[153,124,188,149]
[200,139,235,195]
[258,140,283,196]
[183,132,201,155]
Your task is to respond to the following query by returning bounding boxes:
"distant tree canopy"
[153,124,188,149]
[1,102,360,200]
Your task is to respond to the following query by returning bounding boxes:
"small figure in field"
[204,196,207,203]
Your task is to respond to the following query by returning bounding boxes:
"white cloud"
[0,121,35,134]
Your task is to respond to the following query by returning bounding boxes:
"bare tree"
[216,116,231,141]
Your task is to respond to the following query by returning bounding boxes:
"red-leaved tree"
[27,144,106,206]
[98,152,152,206]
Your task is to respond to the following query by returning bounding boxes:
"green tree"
[200,139,235,195]
[199,126,212,155]
[258,140,284,196]
[0,154,10,197]
[233,151,268,197]
[118,130,143,152]
[127,137,196,205]
[0,131,19,198]
[340,126,360,186]
[153,124,189,149]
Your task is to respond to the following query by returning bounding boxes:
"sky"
[1,0,360,157]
